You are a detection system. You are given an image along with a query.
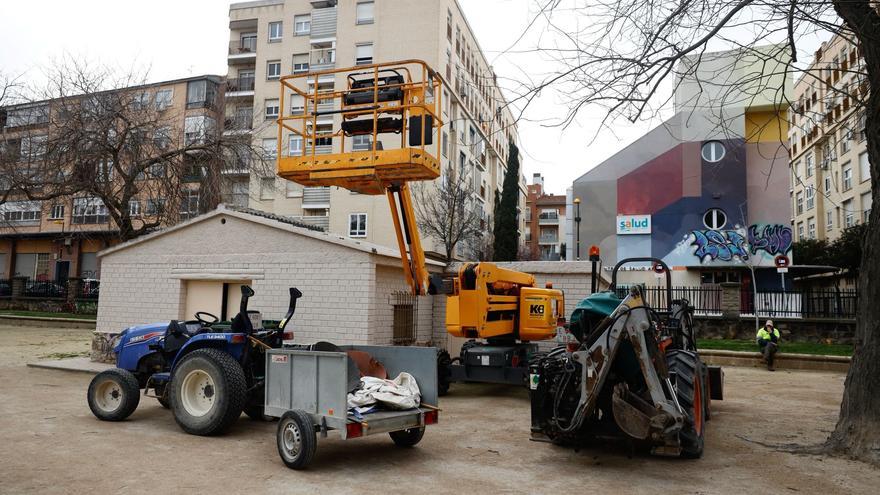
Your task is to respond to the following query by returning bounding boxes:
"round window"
[703,208,727,230]
[701,141,726,163]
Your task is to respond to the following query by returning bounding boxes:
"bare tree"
[413,166,485,262]
[1,59,270,241]
[504,0,880,465]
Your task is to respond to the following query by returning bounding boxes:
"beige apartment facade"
[789,34,871,242]
[225,0,524,259]
[0,75,224,281]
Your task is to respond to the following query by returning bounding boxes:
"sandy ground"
[0,323,876,495]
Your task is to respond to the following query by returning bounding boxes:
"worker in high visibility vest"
[756,320,780,371]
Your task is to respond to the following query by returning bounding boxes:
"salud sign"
[617,214,651,235]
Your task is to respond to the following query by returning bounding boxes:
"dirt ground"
[0,324,877,495]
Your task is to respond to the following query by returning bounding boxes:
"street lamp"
[574,197,581,261]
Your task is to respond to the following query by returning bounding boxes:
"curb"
[700,349,850,372]
[27,357,111,374]
[0,314,97,329]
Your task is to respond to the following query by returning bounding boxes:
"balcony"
[538,234,559,245]
[302,187,331,208]
[310,46,336,71]
[224,112,254,134]
[228,39,257,64]
[538,212,559,225]
[226,77,255,98]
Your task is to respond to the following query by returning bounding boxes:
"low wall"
[694,315,856,344]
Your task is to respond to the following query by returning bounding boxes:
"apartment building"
[525,173,566,260]
[0,75,224,281]
[789,34,870,242]
[225,0,523,259]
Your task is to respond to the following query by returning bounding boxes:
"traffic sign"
[774,255,790,268]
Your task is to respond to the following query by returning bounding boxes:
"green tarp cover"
[570,291,622,326]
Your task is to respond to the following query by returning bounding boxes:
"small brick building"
[96,206,440,345]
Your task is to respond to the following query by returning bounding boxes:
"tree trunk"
[828,0,880,466]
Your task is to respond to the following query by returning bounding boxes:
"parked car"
[23,281,66,298]
[0,281,11,297]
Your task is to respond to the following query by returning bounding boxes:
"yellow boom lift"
[276,60,564,393]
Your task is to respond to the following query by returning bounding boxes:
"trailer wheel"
[170,348,247,436]
[276,410,317,470]
[87,368,141,421]
[390,426,425,447]
[667,350,705,458]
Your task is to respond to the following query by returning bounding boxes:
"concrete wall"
[694,315,855,344]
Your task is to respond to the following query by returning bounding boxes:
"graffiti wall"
[683,223,792,266]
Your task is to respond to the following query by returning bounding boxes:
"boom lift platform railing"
[276,60,443,295]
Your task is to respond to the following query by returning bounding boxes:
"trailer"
[264,345,439,469]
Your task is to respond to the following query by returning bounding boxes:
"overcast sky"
[0,0,827,195]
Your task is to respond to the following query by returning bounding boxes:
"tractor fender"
[170,333,247,371]
[114,322,169,371]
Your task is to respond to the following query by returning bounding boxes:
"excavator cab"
[276,60,443,295]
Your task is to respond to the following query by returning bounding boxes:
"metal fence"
[0,279,11,298]
[391,291,416,345]
[23,278,67,298]
[615,285,858,320]
[741,288,859,319]
[616,285,723,315]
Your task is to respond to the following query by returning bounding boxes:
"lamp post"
[574,197,581,261]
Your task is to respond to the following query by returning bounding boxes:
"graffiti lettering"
[748,224,793,256]
[691,230,749,262]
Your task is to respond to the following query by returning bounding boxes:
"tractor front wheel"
[87,368,141,421]
[170,348,247,436]
[667,350,705,458]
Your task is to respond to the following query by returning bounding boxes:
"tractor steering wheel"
[194,311,220,327]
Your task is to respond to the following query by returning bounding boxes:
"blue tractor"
[87,286,302,435]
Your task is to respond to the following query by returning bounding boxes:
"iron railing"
[23,278,67,298]
[227,77,255,93]
[741,288,858,319]
[617,285,723,315]
[0,279,11,297]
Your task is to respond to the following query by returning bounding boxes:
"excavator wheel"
[667,350,705,458]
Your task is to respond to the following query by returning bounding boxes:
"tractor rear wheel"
[87,368,141,421]
[171,348,247,436]
[667,350,705,458]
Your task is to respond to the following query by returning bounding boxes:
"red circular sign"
[774,255,790,268]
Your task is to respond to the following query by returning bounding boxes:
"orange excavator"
[275,60,564,394]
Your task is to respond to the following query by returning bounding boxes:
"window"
[97,158,114,182]
[796,191,804,214]
[1,201,41,223]
[294,15,310,35]
[352,135,371,151]
[267,61,281,80]
[132,91,151,110]
[268,21,283,41]
[260,177,275,200]
[826,210,833,231]
[441,131,448,157]
[808,218,816,239]
[844,199,855,228]
[860,152,870,182]
[72,197,108,225]
[824,175,832,193]
[265,98,280,120]
[184,116,215,145]
[355,43,373,66]
[857,112,867,142]
[841,127,852,154]
[862,192,872,223]
[842,165,853,191]
[349,213,367,237]
[797,222,804,240]
[292,53,309,73]
[806,153,814,177]
[153,126,172,149]
[806,186,815,209]
[49,204,64,220]
[129,200,141,217]
[262,138,278,159]
[288,135,303,156]
[186,79,216,109]
[701,141,725,162]
[145,198,166,216]
[290,94,305,115]
[702,208,727,230]
[179,190,200,220]
[20,135,48,160]
[239,33,257,52]
[4,104,48,128]
[356,1,374,24]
